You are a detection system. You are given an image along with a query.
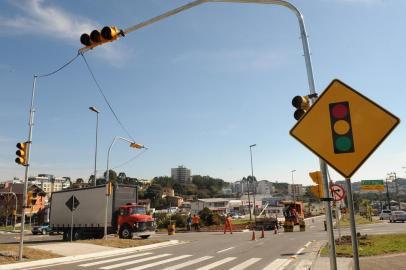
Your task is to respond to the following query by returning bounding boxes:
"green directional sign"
[361,180,385,191]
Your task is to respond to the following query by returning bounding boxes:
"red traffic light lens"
[101,26,113,40]
[331,103,348,119]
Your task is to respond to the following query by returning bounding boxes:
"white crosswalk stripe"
[78,252,153,267]
[194,257,237,270]
[99,253,171,269]
[228,258,262,270]
[262,258,291,270]
[161,256,213,270]
[125,255,192,270]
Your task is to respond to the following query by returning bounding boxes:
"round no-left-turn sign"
[330,184,345,201]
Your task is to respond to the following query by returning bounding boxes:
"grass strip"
[321,233,406,257]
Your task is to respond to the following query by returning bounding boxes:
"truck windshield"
[130,207,146,215]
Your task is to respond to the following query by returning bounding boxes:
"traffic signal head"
[292,95,310,120]
[26,191,33,207]
[309,171,323,198]
[80,26,122,48]
[329,101,354,154]
[130,143,144,149]
[15,142,28,166]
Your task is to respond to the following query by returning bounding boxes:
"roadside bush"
[154,212,170,229]
[198,208,222,226]
[171,213,187,228]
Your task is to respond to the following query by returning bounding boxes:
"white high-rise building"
[171,165,191,184]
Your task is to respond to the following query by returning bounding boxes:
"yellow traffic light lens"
[15,157,24,165]
[80,33,92,46]
[90,30,102,43]
[333,120,350,135]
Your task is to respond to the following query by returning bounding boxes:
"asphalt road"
[1,218,405,270]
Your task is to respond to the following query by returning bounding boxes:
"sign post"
[345,178,360,270]
[65,195,79,242]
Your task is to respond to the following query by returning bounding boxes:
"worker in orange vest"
[192,214,200,231]
[224,214,233,234]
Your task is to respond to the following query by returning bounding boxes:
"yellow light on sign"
[290,79,400,178]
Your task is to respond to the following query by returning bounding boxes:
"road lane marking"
[78,252,153,267]
[304,241,312,248]
[228,258,262,270]
[217,247,235,253]
[162,256,213,270]
[194,257,236,270]
[125,255,192,270]
[99,254,171,269]
[262,258,290,270]
[291,247,305,259]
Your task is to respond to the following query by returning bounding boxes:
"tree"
[88,175,95,186]
[117,172,127,184]
[145,184,163,202]
[103,170,117,183]
[75,178,84,184]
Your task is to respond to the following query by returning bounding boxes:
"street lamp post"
[388,172,399,210]
[89,106,100,187]
[243,177,252,221]
[249,144,257,224]
[385,176,391,210]
[104,136,146,239]
[291,170,296,202]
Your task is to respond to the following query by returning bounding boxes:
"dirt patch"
[0,244,60,265]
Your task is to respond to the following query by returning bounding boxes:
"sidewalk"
[27,242,118,256]
[312,252,406,270]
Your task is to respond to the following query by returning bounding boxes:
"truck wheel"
[63,231,70,241]
[119,226,133,239]
[140,235,150,239]
[73,230,81,241]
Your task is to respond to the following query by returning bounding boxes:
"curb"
[0,240,183,270]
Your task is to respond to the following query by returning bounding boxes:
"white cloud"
[0,0,130,65]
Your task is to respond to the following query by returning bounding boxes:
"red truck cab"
[117,204,155,239]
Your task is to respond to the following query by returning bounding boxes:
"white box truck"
[50,185,155,241]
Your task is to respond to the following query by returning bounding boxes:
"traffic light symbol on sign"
[80,26,122,49]
[329,101,355,154]
[15,142,28,166]
[292,96,310,120]
[309,171,323,198]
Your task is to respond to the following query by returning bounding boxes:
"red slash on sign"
[330,184,345,201]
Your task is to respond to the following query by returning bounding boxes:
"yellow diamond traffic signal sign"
[290,79,400,178]
[309,171,323,198]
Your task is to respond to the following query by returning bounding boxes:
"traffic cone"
[251,230,256,241]
[261,227,265,238]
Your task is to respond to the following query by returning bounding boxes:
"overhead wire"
[112,148,148,170]
[80,52,135,141]
[36,53,80,78]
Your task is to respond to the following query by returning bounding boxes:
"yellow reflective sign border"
[290,79,400,178]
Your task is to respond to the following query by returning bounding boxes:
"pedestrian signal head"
[15,142,28,166]
[292,95,310,120]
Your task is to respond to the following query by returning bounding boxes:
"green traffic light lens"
[335,136,353,152]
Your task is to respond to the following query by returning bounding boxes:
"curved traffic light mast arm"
[78,0,317,99]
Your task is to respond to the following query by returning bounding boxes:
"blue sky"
[1,0,405,185]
